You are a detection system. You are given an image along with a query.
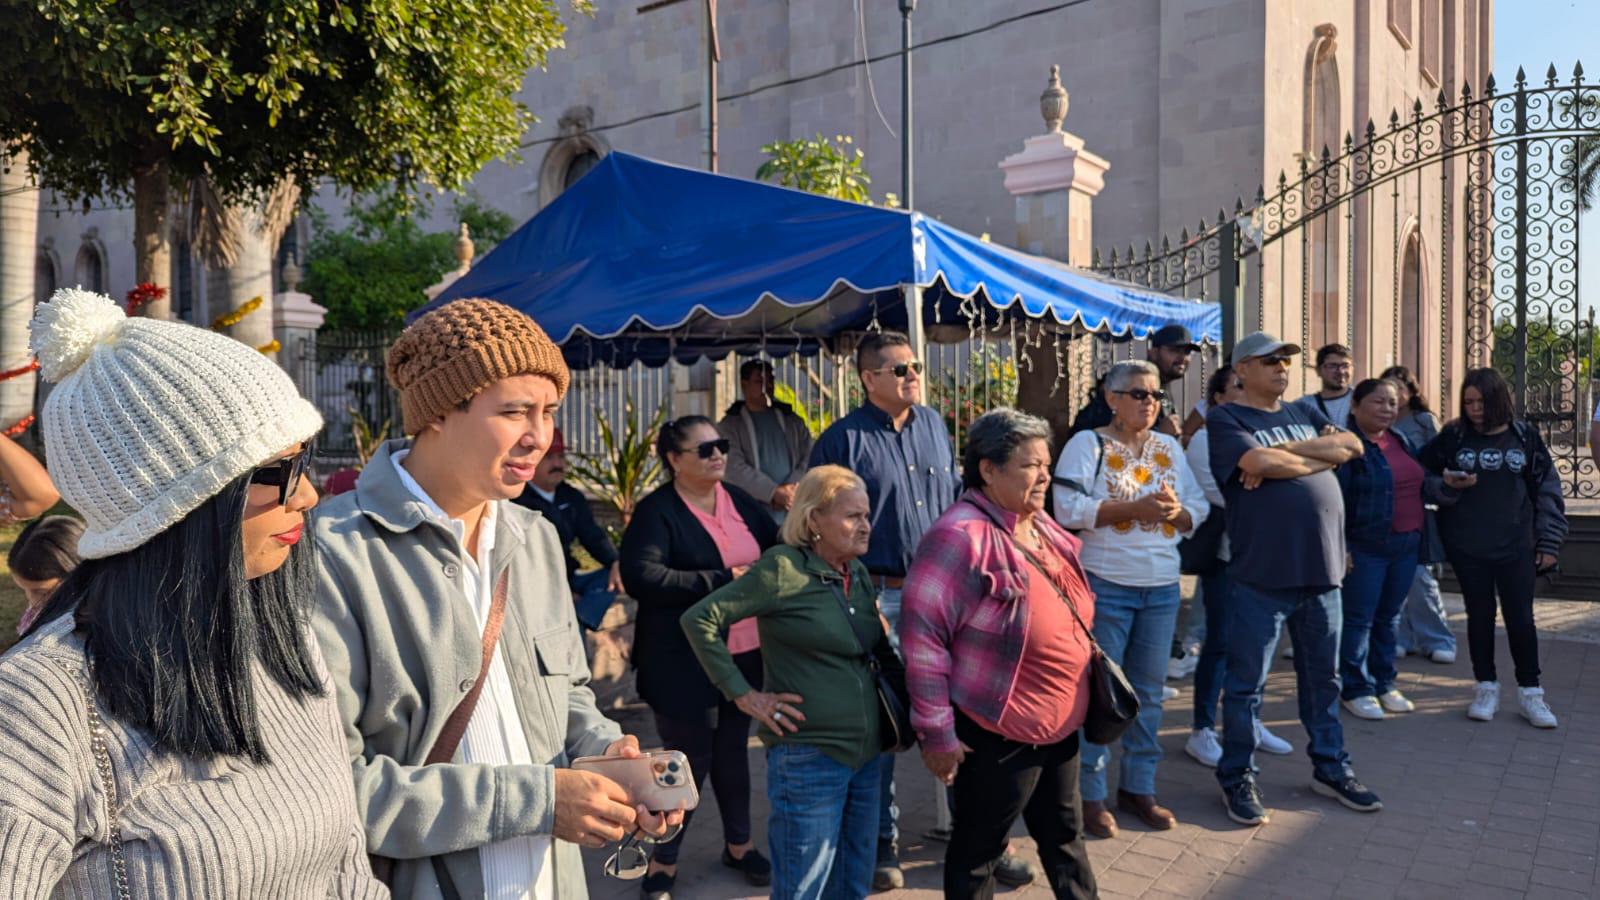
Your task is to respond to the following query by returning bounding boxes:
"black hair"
[855,331,911,373]
[1379,365,1432,413]
[8,515,84,582]
[655,415,716,477]
[739,359,774,382]
[1315,343,1353,367]
[27,476,323,764]
[1351,377,1397,407]
[1205,364,1237,406]
[1460,367,1515,432]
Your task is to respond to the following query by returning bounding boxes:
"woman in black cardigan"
[621,415,780,898]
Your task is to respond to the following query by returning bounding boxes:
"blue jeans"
[570,568,616,631]
[1217,582,1351,789]
[1340,532,1420,699]
[767,744,881,900]
[1397,564,1456,656]
[876,587,902,846]
[1079,575,1181,801]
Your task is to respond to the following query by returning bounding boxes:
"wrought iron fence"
[300,329,404,470]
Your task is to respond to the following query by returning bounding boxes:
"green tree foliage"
[0,0,585,268]
[301,192,515,331]
[755,135,872,203]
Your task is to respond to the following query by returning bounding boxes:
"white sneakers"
[1162,684,1180,702]
[1378,690,1415,714]
[1185,722,1295,768]
[1342,696,1385,720]
[1167,650,1199,680]
[1518,687,1559,728]
[1186,728,1223,766]
[1468,682,1500,721]
[1254,721,1293,755]
[1430,649,1456,664]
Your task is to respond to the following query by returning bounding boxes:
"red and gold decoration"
[125,282,167,315]
[210,296,278,356]
[0,359,40,437]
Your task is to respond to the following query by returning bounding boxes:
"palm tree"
[1559,93,1599,212]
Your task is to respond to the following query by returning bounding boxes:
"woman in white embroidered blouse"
[1051,360,1209,839]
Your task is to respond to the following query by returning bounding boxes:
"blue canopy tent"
[418,152,1220,368]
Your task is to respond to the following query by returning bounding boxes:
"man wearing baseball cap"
[1205,331,1381,827]
[514,426,624,630]
[312,299,678,899]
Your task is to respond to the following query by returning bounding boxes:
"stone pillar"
[998,66,1110,449]
[272,256,327,398]
[0,150,38,432]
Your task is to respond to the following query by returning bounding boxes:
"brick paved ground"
[584,594,1600,899]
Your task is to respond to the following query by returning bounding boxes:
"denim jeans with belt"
[1340,531,1420,700]
[767,743,881,900]
[1079,574,1181,801]
[1217,582,1352,789]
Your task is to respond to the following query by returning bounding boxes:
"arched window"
[1305,25,1342,354]
[1399,229,1426,378]
[74,240,106,293]
[34,250,57,306]
[538,106,610,208]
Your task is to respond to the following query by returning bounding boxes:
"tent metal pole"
[903,283,926,364]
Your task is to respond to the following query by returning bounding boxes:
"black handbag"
[1178,511,1226,575]
[825,578,916,753]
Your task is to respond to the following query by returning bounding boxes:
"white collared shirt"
[392,449,553,900]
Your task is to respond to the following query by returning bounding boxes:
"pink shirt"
[1378,432,1426,534]
[682,482,763,653]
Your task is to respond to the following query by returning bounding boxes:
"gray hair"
[1105,359,1161,393]
[962,407,1052,489]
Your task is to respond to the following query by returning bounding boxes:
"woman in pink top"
[619,415,780,897]
[902,408,1097,900]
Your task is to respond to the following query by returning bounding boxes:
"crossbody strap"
[426,569,511,766]
[822,578,876,668]
[960,497,1101,654]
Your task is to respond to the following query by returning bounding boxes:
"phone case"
[571,750,701,812]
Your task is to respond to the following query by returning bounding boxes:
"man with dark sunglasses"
[808,330,964,890]
[1205,331,1380,829]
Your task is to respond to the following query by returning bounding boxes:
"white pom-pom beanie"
[30,288,323,559]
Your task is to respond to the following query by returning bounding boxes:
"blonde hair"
[780,465,868,547]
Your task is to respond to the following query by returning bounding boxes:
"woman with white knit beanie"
[0,289,387,898]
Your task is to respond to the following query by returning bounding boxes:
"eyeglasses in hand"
[603,823,685,880]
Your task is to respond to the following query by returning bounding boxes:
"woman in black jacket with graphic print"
[620,415,780,898]
[1419,368,1567,729]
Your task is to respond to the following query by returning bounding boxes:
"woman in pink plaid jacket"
[901,408,1098,900]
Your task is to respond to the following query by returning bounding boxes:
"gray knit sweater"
[0,616,388,899]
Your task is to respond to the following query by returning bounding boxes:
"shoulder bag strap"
[958,497,1101,653]
[1051,432,1107,496]
[425,569,512,766]
[822,578,875,664]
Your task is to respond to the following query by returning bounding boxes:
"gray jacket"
[717,400,813,503]
[311,440,621,900]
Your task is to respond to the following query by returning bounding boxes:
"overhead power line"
[519,0,1096,150]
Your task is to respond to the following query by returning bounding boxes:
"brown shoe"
[1082,800,1118,839]
[1117,789,1177,830]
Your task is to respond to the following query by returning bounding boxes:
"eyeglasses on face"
[1254,355,1294,369]
[249,443,314,506]
[871,360,924,379]
[682,438,730,459]
[1113,388,1168,403]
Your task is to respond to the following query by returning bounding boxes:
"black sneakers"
[721,847,773,887]
[1222,781,1270,826]
[1313,774,1383,812]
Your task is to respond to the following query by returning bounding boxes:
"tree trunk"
[1015,332,1077,454]
[0,150,39,431]
[132,155,172,319]
[204,205,276,353]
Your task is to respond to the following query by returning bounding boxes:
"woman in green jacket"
[681,464,892,900]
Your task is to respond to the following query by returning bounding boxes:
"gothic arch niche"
[537,106,610,208]
[74,231,108,293]
[1399,227,1427,380]
[35,245,59,306]
[1304,25,1343,356]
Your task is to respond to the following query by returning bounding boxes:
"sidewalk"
[584,595,1600,899]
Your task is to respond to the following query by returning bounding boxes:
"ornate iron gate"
[1093,65,1599,502]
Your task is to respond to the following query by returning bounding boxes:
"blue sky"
[1495,0,1598,318]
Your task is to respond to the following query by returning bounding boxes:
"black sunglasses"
[685,438,730,459]
[869,360,924,379]
[250,444,314,506]
[1114,388,1169,403]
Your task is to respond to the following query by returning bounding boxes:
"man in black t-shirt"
[1206,332,1382,827]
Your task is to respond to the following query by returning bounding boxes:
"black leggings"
[649,652,761,865]
[1450,552,1540,688]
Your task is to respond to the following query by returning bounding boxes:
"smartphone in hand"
[571,750,700,812]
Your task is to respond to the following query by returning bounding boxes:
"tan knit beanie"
[387,299,570,435]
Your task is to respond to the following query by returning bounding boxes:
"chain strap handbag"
[823,576,916,753]
[83,656,133,900]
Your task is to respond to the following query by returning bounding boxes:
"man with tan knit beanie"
[311,299,680,900]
